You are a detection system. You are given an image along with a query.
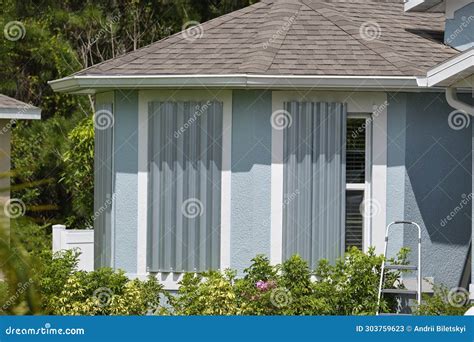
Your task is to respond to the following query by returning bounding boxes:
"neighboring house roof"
[50,0,460,92]
[0,94,41,120]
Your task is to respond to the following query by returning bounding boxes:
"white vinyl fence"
[52,224,94,271]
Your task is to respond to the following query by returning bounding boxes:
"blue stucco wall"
[231,90,273,273]
[386,93,408,258]
[445,2,474,50]
[387,92,472,288]
[113,90,138,273]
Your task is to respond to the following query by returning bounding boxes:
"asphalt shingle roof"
[73,0,458,77]
[0,94,35,109]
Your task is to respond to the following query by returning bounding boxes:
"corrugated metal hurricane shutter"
[94,103,114,269]
[148,101,223,272]
[283,102,347,268]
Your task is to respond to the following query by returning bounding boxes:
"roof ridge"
[301,0,424,75]
[238,0,302,73]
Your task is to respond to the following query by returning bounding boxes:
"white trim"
[137,90,232,283]
[48,74,424,93]
[220,92,232,269]
[371,96,388,254]
[404,0,444,12]
[270,96,284,265]
[270,91,388,259]
[137,91,150,275]
[126,272,183,291]
[426,49,474,87]
[95,91,115,268]
[0,108,41,120]
[347,114,373,251]
[346,184,366,191]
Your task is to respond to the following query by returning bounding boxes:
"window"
[282,101,347,268]
[281,102,371,268]
[148,100,223,272]
[345,116,371,251]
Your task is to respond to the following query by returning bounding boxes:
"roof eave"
[49,74,430,93]
[0,107,41,120]
[404,0,445,12]
[426,48,474,87]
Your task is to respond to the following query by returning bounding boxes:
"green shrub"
[171,270,238,315]
[50,271,165,315]
[171,248,410,316]
[416,283,471,315]
[313,247,409,315]
[30,250,166,315]
[61,116,94,227]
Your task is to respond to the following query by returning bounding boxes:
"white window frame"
[271,91,387,264]
[346,113,372,251]
[136,90,232,289]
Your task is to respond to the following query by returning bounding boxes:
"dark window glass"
[346,118,366,184]
[345,190,364,250]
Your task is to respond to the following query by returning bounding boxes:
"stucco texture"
[387,92,472,288]
[230,90,272,273]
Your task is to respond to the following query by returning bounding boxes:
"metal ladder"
[376,221,421,316]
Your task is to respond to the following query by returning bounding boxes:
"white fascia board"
[426,49,474,87]
[404,0,444,12]
[0,107,41,120]
[48,74,423,93]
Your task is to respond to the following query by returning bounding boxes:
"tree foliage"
[1,0,257,227]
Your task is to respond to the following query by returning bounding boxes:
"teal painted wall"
[113,90,139,273]
[445,2,474,50]
[387,92,472,288]
[231,90,273,273]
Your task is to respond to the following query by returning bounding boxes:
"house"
[49,0,473,292]
[0,94,41,227]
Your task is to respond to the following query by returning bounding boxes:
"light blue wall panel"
[387,92,472,288]
[113,90,139,273]
[231,90,272,273]
[386,93,407,259]
[445,2,474,50]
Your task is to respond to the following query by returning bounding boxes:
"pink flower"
[256,280,270,291]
